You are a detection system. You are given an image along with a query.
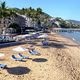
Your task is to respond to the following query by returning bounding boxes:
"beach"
[0,33,80,80]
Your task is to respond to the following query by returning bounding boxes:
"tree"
[37,8,42,14]
[0,1,16,34]
[0,1,7,34]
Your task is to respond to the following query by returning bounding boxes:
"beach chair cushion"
[18,53,29,59]
[0,64,7,68]
[11,55,22,61]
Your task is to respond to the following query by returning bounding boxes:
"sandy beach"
[0,33,80,80]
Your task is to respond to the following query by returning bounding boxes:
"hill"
[67,20,80,25]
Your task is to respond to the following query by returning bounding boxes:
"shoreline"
[0,33,80,80]
[55,32,80,46]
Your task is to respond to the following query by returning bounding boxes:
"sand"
[0,33,80,80]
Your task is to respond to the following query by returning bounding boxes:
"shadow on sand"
[7,66,31,75]
[48,42,66,48]
[32,58,48,62]
[34,42,66,49]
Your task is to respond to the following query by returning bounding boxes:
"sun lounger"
[0,64,7,69]
[11,55,22,61]
[32,33,40,38]
[26,33,41,39]
[18,53,29,59]
[42,41,48,46]
[29,50,40,55]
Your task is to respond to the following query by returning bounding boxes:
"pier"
[52,28,80,32]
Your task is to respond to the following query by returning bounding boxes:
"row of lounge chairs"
[14,32,48,41]
[0,32,48,69]
[11,53,29,61]
[11,49,40,61]
[0,53,29,68]
[0,39,49,69]
[0,48,40,69]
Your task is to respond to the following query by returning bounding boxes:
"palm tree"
[0,1,7,34]
[37,8,42,14]
[0,1,15,34]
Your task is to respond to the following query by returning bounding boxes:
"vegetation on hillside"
[54,17,80,28]
[0,1,80,33]
[0,1,52,32]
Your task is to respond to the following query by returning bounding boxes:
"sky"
[2,0,80,21]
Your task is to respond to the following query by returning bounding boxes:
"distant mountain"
[67,20,80,25]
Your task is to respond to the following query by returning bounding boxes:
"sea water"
[57,32,80,44]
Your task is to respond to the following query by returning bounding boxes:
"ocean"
[57,32,80,44]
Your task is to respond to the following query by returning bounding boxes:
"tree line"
[0,1,80,33]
